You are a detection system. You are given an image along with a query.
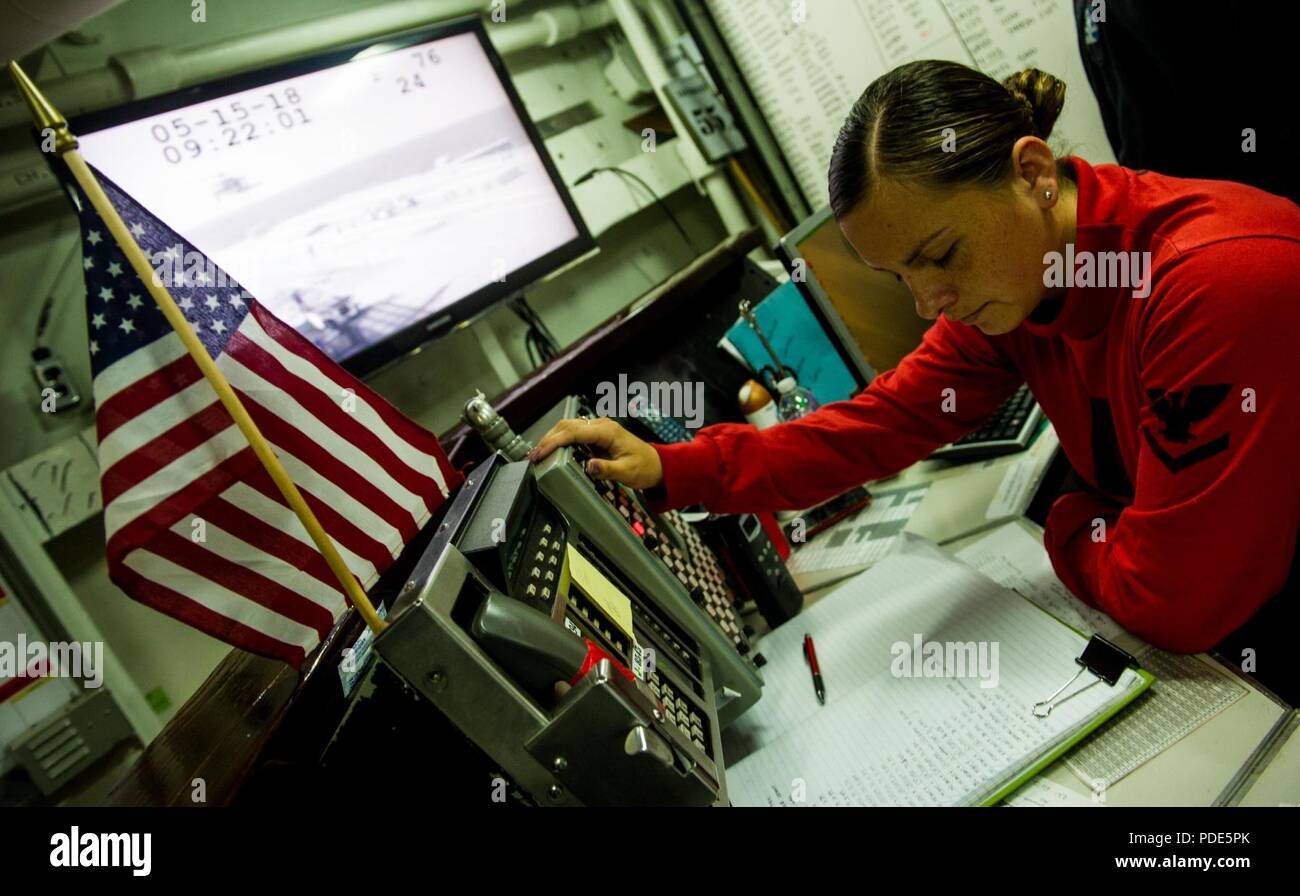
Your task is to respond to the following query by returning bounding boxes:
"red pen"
[803,633,825,704]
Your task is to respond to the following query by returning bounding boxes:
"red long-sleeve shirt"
[649,158,1300,653]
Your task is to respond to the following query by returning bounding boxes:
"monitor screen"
[779,206,931,380]
[69,18,592,375]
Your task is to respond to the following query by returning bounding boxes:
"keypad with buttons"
[508,504,566,615]
[590,476,753,658]
[629,597,702,689]
[648,669,709,756]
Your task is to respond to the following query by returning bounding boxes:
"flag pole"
[7,61,389,638]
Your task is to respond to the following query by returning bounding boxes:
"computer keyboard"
[929,383,1043,462]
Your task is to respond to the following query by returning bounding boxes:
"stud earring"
[1044,190,1053,200]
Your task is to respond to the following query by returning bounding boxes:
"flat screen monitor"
[777,205,932,381]
[67,16,593,375]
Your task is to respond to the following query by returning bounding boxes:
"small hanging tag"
[631,642,656,681]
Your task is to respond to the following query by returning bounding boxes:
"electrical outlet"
[31,349,81,413]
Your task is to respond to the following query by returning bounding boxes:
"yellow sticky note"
[564,544,635,641]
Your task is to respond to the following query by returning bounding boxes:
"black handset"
[471,593,588,693]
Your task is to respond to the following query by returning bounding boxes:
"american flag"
[75,167,461,667]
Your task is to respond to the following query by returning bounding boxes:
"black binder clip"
[1033,635,1138,718]
[1077,635,1139,686]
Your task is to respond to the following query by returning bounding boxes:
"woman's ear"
[1011,136,1060,209]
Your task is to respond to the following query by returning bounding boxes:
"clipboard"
[981,630,1154,806]
[721,538,1156,807]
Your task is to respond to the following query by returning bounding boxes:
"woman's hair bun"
[1002,68,1066,140]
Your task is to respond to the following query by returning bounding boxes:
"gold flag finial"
[7,60,78,152]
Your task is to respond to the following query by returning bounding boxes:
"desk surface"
[763,452,1293,807]
[1231,712,1300,807]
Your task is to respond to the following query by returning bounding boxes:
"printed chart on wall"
[706,0,1116,208]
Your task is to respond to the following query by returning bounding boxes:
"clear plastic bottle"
[774,376,820,421]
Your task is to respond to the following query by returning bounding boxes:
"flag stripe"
[134,533,335,639]
[93,331,189,408]
[103,423,248,537]
[165,516,348,621]
[239,312,451,493]
[241,398,418,546]
[251,306,452,477]
[98,376,219,472]
[106,448,258,561]
[227,326,443,506]
[100,400,233,507]
[112,559,307,667]
[97,351,207,443]
[196,497,357,598]
[222,351,431,514]
[239,472,394,576]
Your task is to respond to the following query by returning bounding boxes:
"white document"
[1003,776,1100,807]
[706,0,1114,207]
[985,459,1037,520]
[952,523,1252,789]
[724,534,1145,806]
[786,483,929,587]
[1064,647,1247,789]
[939,0,1114,160]
[954,521,1127,641]
[982,423,1059,520]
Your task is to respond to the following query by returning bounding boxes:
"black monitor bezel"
[61,15,595,378]
[775,205,875,391]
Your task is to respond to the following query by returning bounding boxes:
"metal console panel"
[526,658,720,807]
[376,544,725,806]
[526,396,763,725]
[376,546,570,802]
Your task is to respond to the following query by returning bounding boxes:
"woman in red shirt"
[530,61,1300,701]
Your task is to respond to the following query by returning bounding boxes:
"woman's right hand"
[527,416,664,490]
